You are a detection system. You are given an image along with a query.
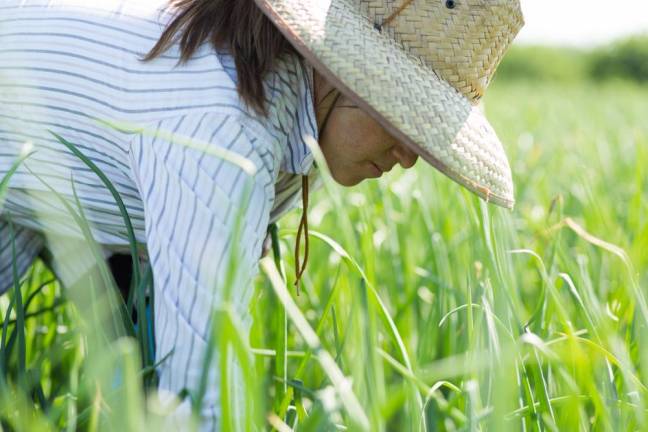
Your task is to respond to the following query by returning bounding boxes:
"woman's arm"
[128,111,277,429]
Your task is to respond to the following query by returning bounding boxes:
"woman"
[0,0,523,428]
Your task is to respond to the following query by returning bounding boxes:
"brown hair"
[144,0,298,117]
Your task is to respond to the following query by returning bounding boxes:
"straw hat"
[254,0,524,208]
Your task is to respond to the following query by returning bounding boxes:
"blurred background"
[497,0,648,84]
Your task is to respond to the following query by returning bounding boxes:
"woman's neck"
[312,69,342,135]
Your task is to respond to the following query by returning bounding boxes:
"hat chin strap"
[292,87,343,294]
[293,175,309,295]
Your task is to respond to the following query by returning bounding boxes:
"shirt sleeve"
[128,112,277,429]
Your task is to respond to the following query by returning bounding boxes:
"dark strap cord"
[291,77,347,295]
[383,0,415,27]
[375,0,415,32]
[293,175,310,295]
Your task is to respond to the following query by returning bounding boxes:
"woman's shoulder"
[259,54,319,176]
[211,48,318,177]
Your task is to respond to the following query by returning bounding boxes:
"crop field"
[0,79,647,431]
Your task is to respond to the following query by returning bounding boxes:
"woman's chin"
[330,163,384,187]
[331,171,364,187]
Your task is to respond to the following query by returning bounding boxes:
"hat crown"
[360,0,524,102]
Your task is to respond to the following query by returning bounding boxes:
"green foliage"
[494,34,648,84]
[493,45,589,84]
[1,79,647,430]
[590,34,648,83]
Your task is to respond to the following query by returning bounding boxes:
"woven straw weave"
[361,0,524,101]
[256,0,524,208]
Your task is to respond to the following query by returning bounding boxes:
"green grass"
[1,79,647,431]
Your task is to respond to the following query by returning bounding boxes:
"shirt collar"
[264,56,319,175]
[215,49,319,176]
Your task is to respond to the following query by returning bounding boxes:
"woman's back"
[0,0,317,247]
[0,0,257,243]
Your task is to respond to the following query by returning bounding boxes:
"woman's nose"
[391,144,418,169]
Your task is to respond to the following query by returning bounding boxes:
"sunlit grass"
[1,79,647,430]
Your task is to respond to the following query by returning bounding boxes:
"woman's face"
[313,70,419,186]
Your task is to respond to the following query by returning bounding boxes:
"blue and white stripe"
[0,0,319,428]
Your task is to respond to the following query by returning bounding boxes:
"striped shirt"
[0,0,319,428]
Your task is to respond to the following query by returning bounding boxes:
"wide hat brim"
[256,0,515,209]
